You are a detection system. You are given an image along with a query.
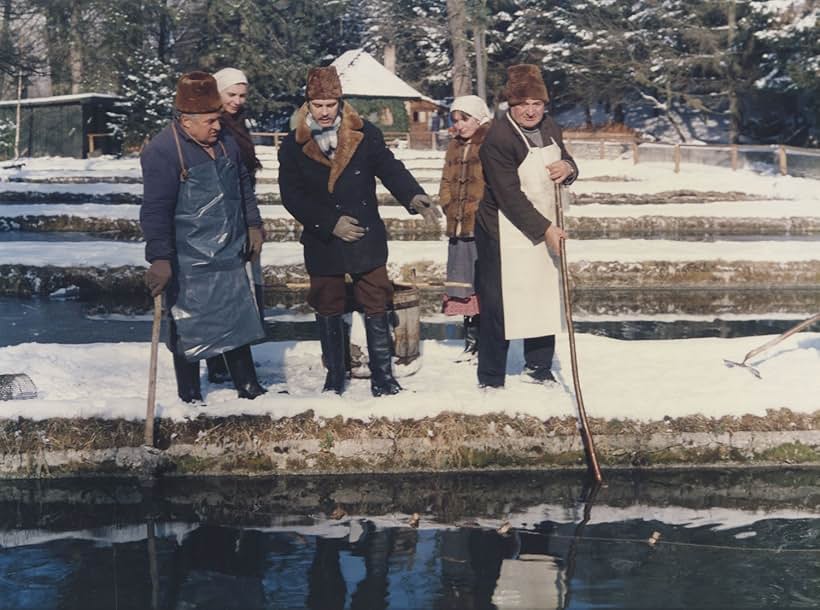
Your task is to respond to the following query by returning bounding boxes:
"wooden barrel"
[347,282,421,378]
[392,282,420,365]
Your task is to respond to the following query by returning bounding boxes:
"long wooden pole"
[144,294,162,446]
[555,185,603,483]
[14,72,22,159]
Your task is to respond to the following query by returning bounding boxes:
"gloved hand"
[145,259,172,297]
[248,226,265,261]
[410,193,442,224]
[332,215,366,242]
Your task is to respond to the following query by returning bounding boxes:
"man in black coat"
[278,66,439,397]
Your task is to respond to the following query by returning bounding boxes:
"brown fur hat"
[503,64,549,106]
[174,71,222,114]
[306,66,343,100]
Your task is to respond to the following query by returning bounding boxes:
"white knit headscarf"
[450,95,492,125]
[213,68,248,93]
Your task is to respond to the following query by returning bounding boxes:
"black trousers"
[475,222,555,386]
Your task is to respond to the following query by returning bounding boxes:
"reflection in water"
[0,471,818,608]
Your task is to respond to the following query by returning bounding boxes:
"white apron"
[498,114,563,339]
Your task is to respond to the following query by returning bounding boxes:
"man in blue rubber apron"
[140,71,267,403]
[475,64,579,388]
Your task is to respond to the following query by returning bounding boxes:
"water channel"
[0,469,817,609]
[1,296,817,347]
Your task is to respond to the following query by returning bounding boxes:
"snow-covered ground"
[0,332,818,422]
[1,238,818,268]
[0,155,818,424]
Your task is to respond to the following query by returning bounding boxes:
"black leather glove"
[332,215,366,242]
[248,226,265,261]
[145,259,172,297]
[410,193,442,224]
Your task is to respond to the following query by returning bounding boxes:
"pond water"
[0,296,815,347]
[0,470,817,609]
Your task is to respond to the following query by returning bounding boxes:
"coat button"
[354,169,361,175]
[361,200,367,206]
[335,204,341,210]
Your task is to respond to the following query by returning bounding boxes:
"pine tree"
[107,50,175,148]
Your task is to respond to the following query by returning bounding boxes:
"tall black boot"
[173,353,203,403]
[317,314,346,395]
[365,313,402,397]
[206,355,231,383]
[464,315,480,355]
[224,345,267,400]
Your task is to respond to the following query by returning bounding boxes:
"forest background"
[0,0,816,148]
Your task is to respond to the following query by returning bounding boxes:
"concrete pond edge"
[2,412,819,478]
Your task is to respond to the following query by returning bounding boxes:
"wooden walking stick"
[555,184,603,483]
[144,294,162,447]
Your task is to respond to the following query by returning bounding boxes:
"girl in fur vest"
[438,95,492,356]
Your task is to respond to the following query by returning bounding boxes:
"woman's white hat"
[451,95,492,125]
[213,67,248,92]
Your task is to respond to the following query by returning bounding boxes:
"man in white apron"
[475,64,578,388]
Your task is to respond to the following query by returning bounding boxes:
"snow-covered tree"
[107,50,175,148]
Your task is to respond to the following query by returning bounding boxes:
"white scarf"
[306,113,342,159]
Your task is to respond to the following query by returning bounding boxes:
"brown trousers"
[308,266,393,316]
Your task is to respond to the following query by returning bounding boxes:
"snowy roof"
[331,49,424,99]
[0,93,122,108]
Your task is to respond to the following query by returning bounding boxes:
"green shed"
[0,93,123,159]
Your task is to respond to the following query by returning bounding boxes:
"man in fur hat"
[476,64,578,389]
[278,65,440,397]
[140,71,267,403]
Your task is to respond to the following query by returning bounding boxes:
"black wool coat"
[278,103,425,276]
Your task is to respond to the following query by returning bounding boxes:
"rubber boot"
[317,314,346,394]
[173,353,203,403]
[365,313,402,397]
[224,345,267,400]
[206,355,231,384]
[463,315,480,355]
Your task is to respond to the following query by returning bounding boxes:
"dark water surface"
[2,296,816,347]
[0,470,818,609]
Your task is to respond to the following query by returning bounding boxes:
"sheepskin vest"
[438,123,489,237]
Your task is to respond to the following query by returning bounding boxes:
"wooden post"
[14,72,22,159]
[88,134,95,155]
[632,141,639,165]
[674,144,681,173]
[778,145,787,175]
[731,144,738,171]
[144,294,162,447]
[431,131,436,150]
[274,133,280,148]
[599,139,605,159]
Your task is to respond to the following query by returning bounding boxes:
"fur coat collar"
[294,102,364,193]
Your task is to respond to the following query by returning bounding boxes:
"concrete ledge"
[2,413,818,478]
[4,214,819,241]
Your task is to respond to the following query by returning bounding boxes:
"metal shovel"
[723,312,820,379]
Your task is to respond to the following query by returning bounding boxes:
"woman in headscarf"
[437,95,492,358]
[205,67,265,384]
[213,67,263,184]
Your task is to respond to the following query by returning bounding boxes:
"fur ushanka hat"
[305,66,343,100]
[503,64,549,106]
[174,71,222,114]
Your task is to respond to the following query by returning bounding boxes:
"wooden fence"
[251,130,819,178]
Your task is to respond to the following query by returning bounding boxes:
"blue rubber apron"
[168,129,265,361]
